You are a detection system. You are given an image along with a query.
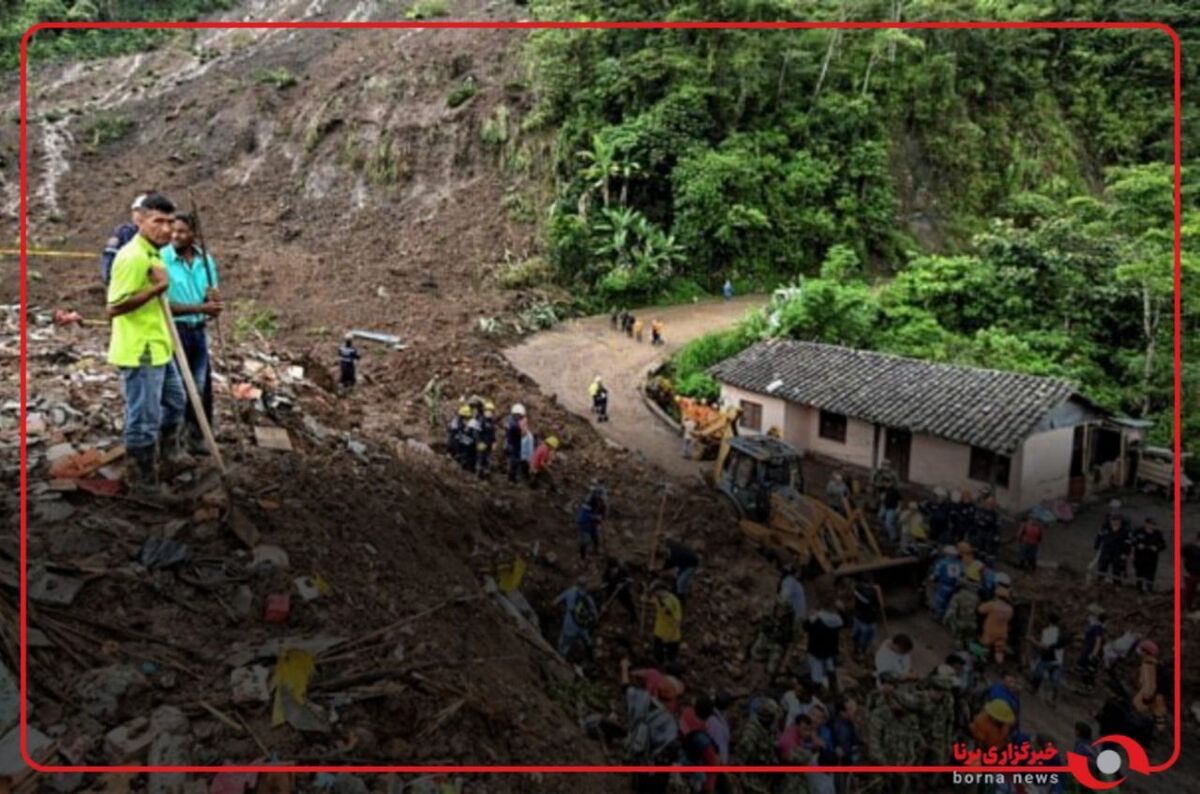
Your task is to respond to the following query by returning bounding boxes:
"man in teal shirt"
[163,213,223,452]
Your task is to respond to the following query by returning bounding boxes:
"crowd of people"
[612,308,666,346]
[542,461,1173,794]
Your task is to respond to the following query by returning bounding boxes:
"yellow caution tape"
[0,248,96,259]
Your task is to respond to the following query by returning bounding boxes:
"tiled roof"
[709,340,1082,454]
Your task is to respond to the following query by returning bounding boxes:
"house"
[709,339,1145,512]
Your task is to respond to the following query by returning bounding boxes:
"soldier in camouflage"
[865,676,923,793]
[918,665,961,765]
[734,696,783,794]
[943,580,980,650]
[750,601,796,684]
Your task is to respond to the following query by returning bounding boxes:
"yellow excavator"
[710,435,922,585]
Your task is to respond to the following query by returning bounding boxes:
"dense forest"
[523,0,1198,454]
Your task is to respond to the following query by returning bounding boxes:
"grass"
[255,67,297,90]
[405,0,449,19]
[447,80,478,109]
[232,301,279,340]
[81,112,134,152]
[366,136,403,186]
[480,105,509,145]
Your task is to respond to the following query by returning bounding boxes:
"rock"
[104,717,154,760]
[150,706,189,736]
[251,544,289,571]
[147,733,190,794]
[33,500,76,524]
[76,665,147,720]
[230,665,270,704]
[45,442,78,462]
[231,585,254,619]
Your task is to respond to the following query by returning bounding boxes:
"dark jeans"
[175,323,212,433]
[118,355,186,450]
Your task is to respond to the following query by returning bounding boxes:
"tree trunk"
[813,30,841,100]
[861,49,878,97]
[1141,283,1154,416]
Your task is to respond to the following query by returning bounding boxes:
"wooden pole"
[639,486,670,640]
[160,295,226,473]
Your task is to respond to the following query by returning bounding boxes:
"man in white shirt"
[873,634,916,684]
[1031,613,1065,702]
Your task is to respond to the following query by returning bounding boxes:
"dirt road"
[505,296,764,478]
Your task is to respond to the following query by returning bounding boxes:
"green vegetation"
[446,79,478,109]
[2,0,235,71]
[521,1,1199,451]
[671,165,1199,452]
[232,301,279,340]
[79,111,132,151]
[255,67,297,90]
[497,255,554,289]
[405,0,449,20]
[366,135,402,186]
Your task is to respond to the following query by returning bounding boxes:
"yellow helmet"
[485,400,495,412]
[984,699,1015,724]
[546,436,560,449]
[458,404,472,417]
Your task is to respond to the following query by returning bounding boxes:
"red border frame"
[18,17,1183,781]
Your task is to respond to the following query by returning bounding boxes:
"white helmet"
[994,572,1012,586]
[511,403,527,416]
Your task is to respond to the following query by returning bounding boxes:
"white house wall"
[1019,426,1075,510]
[720,384,786,436]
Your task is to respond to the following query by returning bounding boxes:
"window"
[819,410,847,443]
[969,446,1011,489]
[740,400,763,432]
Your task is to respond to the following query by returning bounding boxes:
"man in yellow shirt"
[105,192,187,496]
[652,585,683,664]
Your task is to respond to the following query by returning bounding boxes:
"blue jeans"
[119,356,186,450]
[175,323,212,430]
[852,618,876,654]
[676,566,697,598]
[878,507,898,543]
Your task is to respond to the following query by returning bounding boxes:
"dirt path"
[505,296,764,478]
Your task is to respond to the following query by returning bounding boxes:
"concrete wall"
[720,385,786,436]
[1019,426,1075,509]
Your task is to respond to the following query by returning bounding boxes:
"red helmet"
[1138,639,1159,657]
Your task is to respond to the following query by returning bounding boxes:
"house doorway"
[884,428,912,482]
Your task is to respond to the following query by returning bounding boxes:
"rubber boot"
[160,424,195,471]
[127,444,164,498]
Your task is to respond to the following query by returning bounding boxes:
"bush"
[675,372,720,402]
[447,80,478,108]
[498,256,554,289]
[80,112,133,151]
[406,0,448,19]
[255,67,296,90]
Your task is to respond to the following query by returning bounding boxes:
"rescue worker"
[924,487,952,544]
[476,401,497,478]
[923,665,961,765]
[825,471,849,515]
[1131,516,1167,593]
[1074,603,1106,693]
[338,334,360,393]
[869,460,898,513]
[504,403,527,482]
[652,585,684,664]
[1016,515,1044,571]
[749,600,794,683]
[968,699,1015,749]
[733,698,780,793]
[865,675,922,768]
[529,434,559,489]
[576,497,602,560]
[650,319,664,346]
[633,317,645,342]
[447,403,473,470]
[99,192,147,286]
[929,545,963,617]
[555,575,597,660]
[1131,639,1168,733]
[948,489,974,542]
[599,556,637,625]
[589,376,610,423]
[944,579,980,650]
[1094,507,1132,585]
[978,580,1014,664]
[969,489,999,556]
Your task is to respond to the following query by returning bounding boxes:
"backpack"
[624,688,680,763]
[571,594,598,630]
